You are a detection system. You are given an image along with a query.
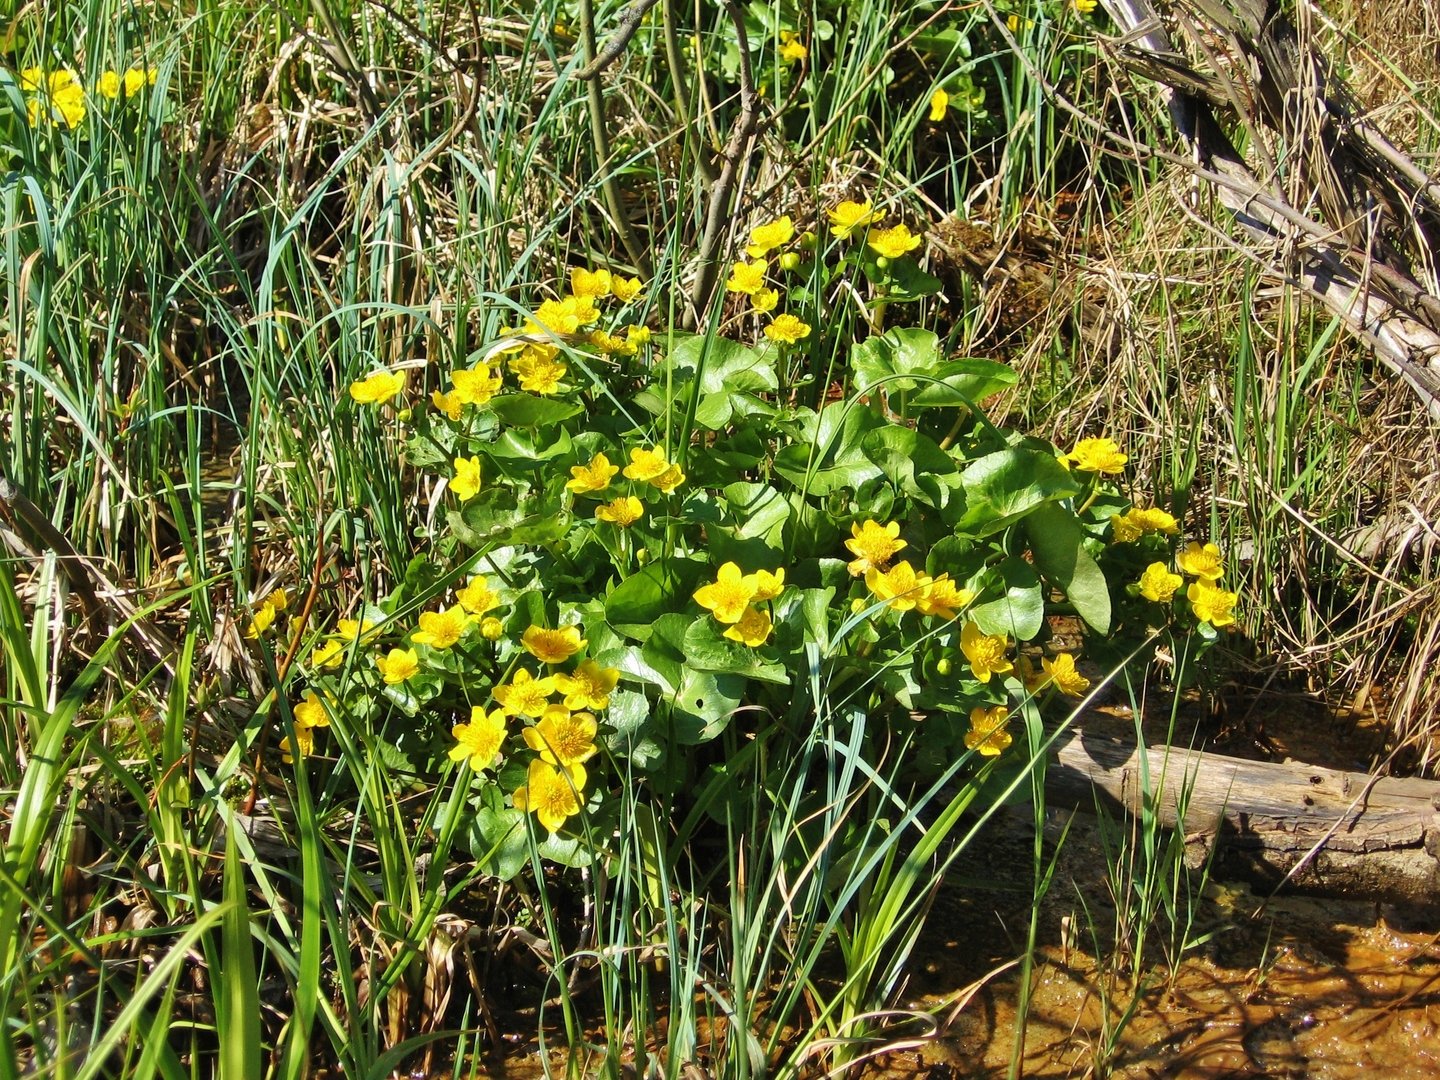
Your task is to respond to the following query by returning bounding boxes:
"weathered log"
[1046,727,1440,911]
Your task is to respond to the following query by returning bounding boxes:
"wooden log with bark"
[1046,726,1440,911]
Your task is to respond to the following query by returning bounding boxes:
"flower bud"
[936,657,952,676]
[779,252,801,271]
[799,230,817,250]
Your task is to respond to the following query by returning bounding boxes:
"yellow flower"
[1112,506,1180,542]
[25,70,86,128]
[866,561,929,612]
[1074,0,1098,14]
[746,215,795,259]
[510,348,567,395]
[513,760,587,833]
[964,706,1012,757]
[1175,541,1224,582]
[724,605,773,647]
[928,87,949,122]
[868,224,924,260]
[751,288,780,314]
[1138,562,1183,603]
[451,365,503,406]
[244,589,288,639]
[523,705,599,767]
[555,660,620,711]
[376,647,420,684]
[751,569,785,602]
[480,616,504,640]
[828,200,883,239]
[567,451,620,494]
[845,519,907,577]
[349,369,406,404]
[98,70,122,99]
[622,324,651,352]
[623,446,673,483]
[1042,653,1090,697]
[279,727,315,764]
[336,617,378,642]
[960,621,1013,683]
[569,267,613,299]
[431,389,464,420]
[493,668,558,717]
[694,562,758,624]
[1187,580,1237,627]
[611,275,644,302]
[123,67,157,95]
[915,575,976,621]
[725,259,768,295]
[521,624,587,664]
[449,706,508,771]
[764,314,811,344]
[413,604,473,650]
[778,29,808,62]
[595,496,644,527]
[589,329,626,355]
[294,690,331,729]
[1065,436,1127,474]
[648,463,685,494]
[310,640,345,669]
[450,455,482,501]
[456,576,500,615]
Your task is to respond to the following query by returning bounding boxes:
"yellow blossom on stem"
[279,727,314,764]
[964,706,1012,756]
[647,463,685,494]
[866,560,929,612]
[622,324,650,353]
[456,576,500,616]
[510,348,567,395]
[244,589,288,639]
[555,660,620,711]
[413,605,473,650]
[868,224,923,260]
[376,647,420,684]
[1187,580,1237,627]
[623,446,673,483]
[915,575,976,620]
[567,451,620,495]
[98,71,122,99]
[928,87,949,122]
[778,29,808,62]
[1112,506,1180,542]
[828,199,883,239]
[751,569,785,602]
[960,621,1014,683]
[1074,0,1098,14]
[1138,562,1183,603]
[451,365,503,406]
[480,616,504,640]
[569,267,612,299]
[764,314,812,344]
[349,369,406,404]
[294,690,331,729]
[595,496,644,527]
[725,259,768,295]
[1175,541,1225,582]
[751,288,780,314]
[123,67,157,95]
[1065,436,1128,474]
[449,706,508,771]
[310,640,344,669]
[746,215,795,259]
[431,390,464,420]
[611,274,644,302]
[1042,653,1091,697]
[724,605,774,647]
[513,760,587,833]
[450,455,482,501]
[524,705,599,767]
[694,562,758,624]
[493,668,558,717]
[521,625,587,664]
[845,519,907,577]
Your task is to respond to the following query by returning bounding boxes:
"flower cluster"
[244,588,289,639]
[693,562,786,647]
[281,690,332,763]
[848,519,975,620]
[19,65,157,129]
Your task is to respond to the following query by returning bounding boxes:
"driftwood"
[1047,727,1440,911]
